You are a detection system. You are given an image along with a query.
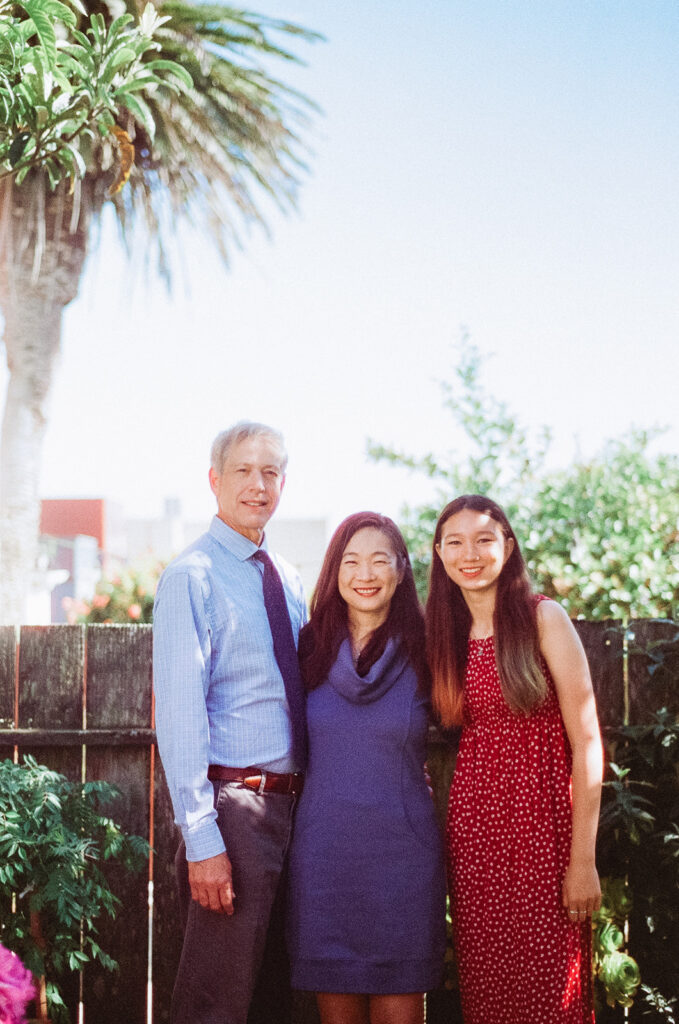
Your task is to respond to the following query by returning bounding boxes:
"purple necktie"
[253,550,307,768]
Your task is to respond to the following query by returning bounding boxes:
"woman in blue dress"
[287,512,446,1024]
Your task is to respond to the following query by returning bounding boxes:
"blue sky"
[7,0,678,532]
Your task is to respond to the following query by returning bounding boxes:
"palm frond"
[86,0,322,273]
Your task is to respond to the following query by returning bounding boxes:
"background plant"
[0,756,149,1023]
[62,559,163,623]
[368,340,679,620]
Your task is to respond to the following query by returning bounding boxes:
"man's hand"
[188,852,235,915]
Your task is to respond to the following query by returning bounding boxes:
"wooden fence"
[0,620,677,1024]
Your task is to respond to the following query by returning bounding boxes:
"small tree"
[0,756,149,1023]
[368,341,679,620]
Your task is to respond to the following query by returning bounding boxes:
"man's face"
[209,435,286,544]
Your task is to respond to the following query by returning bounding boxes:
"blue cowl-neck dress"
[286,637,446,994]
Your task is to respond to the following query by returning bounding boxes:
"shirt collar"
[208,515,270,562]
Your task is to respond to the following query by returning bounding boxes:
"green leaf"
[19,2,57,67]
[58,141,86,177]
[89,12,106,48]
[114,75,160,94]
[99,45,136,83]
[42,0,77,28]
[145,58,193,90]
[105,13,135,41]
[114,89,156,138]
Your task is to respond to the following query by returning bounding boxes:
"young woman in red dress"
[426,495,603,1024]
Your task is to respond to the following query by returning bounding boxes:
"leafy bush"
[0,756,149,1023]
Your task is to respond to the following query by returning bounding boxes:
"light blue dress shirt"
[153,516,307,862]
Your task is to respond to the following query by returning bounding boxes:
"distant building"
[127,499,327,597]
[39,497,326,621]
[40,498,126,623]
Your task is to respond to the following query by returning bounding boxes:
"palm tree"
[0,0,320,623]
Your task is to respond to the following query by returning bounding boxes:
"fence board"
[14,626,85,1020]
[0,626,16,760]
[83,625,153,1024]
[573,619,624,731]
[17,625,84,781]
[152,753,182,1024]
[625,619,679,1024]
[628,619,679,724]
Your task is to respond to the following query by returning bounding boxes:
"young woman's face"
[338,527,403,620]
[435,508,514,597]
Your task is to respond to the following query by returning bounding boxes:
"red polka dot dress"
[446,628,594,1024]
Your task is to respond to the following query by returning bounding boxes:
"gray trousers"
[171,780,298,1024]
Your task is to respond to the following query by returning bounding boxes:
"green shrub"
[0,756,149,1023]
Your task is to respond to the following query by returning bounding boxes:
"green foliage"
[0,755,149,1023]
[596,629,679,1020]
[368,341,679,619]
[593,878,640,1009]
[526,437,679,620]
[63,560,163,623]
[0,0,190,186]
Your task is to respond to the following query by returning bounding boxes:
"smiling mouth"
[460,567,482,577]
[354,587,380,596]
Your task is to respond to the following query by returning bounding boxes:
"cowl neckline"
[327,636,408,704]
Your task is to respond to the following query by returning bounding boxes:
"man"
[153,421,307,1024]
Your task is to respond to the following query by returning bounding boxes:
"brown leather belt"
[207,764,304,796]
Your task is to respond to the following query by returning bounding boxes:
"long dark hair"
[301,512,429,692]
[425,495,545,726]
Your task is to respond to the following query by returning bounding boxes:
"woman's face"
[338,527,404,621]
[435,508,514,597]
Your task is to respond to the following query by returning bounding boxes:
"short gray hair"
[210,421,288,475]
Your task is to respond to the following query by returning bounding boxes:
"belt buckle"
[243,773,263,792]
[257,770,267,795]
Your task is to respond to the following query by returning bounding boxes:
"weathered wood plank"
[15,626,85,1019]
[16,625,85,777]
[82,625,153,1024]
[17,625,85,728]
[0,626,17,759]
[152,750,182,1024]
[0,626,16,725]
[86,624,153,728]
[628,619,679,724]
[0,728,156,746]
[573,619,624,732]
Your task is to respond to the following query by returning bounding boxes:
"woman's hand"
[562,858,601,923]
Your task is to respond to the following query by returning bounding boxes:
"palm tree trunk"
[0,176,94,624]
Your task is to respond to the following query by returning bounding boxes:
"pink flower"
[128,604,142,620]
[0,944,35,1024]
[92,594,110,609]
